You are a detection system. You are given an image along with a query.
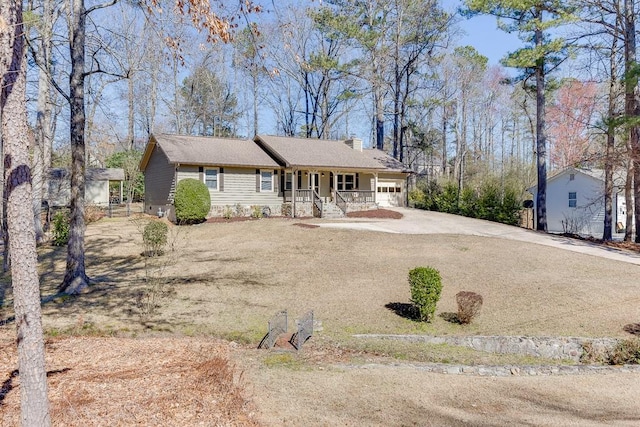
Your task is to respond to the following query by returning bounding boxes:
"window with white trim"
[204,168,218,191]
[568,191,577,208]
[260,170,273,192]
[285,172,292,190]
[337,173,355,191]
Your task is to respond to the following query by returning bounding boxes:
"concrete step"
[321,202,345,219]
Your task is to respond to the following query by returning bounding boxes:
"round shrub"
[143,220,168,256]
[174,178,211,224]
[409,266,442,322]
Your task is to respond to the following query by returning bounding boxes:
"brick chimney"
[344,137,363,152]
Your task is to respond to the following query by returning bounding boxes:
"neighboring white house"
[49,168,125,207]
[528,167,628,237]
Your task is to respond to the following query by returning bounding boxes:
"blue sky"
[443,0,523,67]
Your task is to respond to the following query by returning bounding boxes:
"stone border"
[338,362,640,377]
[353,334,621,362]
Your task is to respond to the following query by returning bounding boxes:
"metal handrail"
[335,191,347,214]
[312,190,323,217]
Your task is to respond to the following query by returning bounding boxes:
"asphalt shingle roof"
[152,134,280,168]
[255,135,383,170]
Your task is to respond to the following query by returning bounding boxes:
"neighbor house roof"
[50,168,125,181]
[254,135,384,170]
[528,166,626,193]
[360,148,412,173]
[140,134,281,171]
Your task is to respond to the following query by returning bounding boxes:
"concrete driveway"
[316,208,640,265]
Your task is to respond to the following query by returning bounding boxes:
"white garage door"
[377,179,404,207]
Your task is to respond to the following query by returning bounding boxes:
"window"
[204,168,218,191]
[285,172,292,190]
[569,192,577,208]
[260,170,273,192]
[569,173,575,181]
[337,174,355,191]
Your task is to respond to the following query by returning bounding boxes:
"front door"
[312,173,320,194]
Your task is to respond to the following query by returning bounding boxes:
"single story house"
[49,168,125,207]
[139,134,410,220]
[528,167,627,237]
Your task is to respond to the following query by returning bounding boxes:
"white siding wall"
[49,178,110,206]
[545,172,604,235]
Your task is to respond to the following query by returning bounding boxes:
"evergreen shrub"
[409,266,442,322]
[174,178,211,224]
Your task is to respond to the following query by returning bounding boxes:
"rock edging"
[352,334,621,362]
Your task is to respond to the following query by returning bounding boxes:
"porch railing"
[335,191,347,215]
[292,189,312,202]
[337,190,375,203]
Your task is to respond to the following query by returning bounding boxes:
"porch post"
[119,180,123,204]
[373,173,378,203]
[292,168,296,218]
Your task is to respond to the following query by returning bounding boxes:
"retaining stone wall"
[353,334,621,363]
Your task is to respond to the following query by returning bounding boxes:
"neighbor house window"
[204,168,218,191]
[261,170,273,192]
[569,173,575,181]
[285,172,293,190]
[569,192,577,208]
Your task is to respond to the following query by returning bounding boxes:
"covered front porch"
[281,169,378,218]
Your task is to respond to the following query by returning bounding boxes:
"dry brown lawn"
[1,215,640,425]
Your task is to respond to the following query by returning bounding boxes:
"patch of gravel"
[353,334,621,362]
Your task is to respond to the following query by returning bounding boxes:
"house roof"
[254,135,384,170]
[140,134,281,171]
[360,148,412,173]
[50,168,125,181]
[528,167,626,193]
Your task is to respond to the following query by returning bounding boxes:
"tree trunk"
[1,0,51,422]
[127,71,135,149]
[375,86,384,150]
[623,0,639,241]
[60,0,89,294]
[603,38,618,241]
[534,22,548,232]
[32,0,53,243]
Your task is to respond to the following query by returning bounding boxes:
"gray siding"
[175,165,281,207]
[144,146,176,216]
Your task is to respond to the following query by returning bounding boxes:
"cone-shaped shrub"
[409,267,442,322]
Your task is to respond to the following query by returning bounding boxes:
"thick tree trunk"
[60,0,89,293]
[1,0,51,423]
[534,24,547,232]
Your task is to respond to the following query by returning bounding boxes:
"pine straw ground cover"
[0,329,257,426]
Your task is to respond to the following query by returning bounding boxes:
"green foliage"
[223,205,233,220]
[143,221,168,257]
[412,178,523,226]
[105,150,144,202]
[250,205,263,219]
[409,267,442,322]
[174,178,211,224]
[51,209,70,246]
